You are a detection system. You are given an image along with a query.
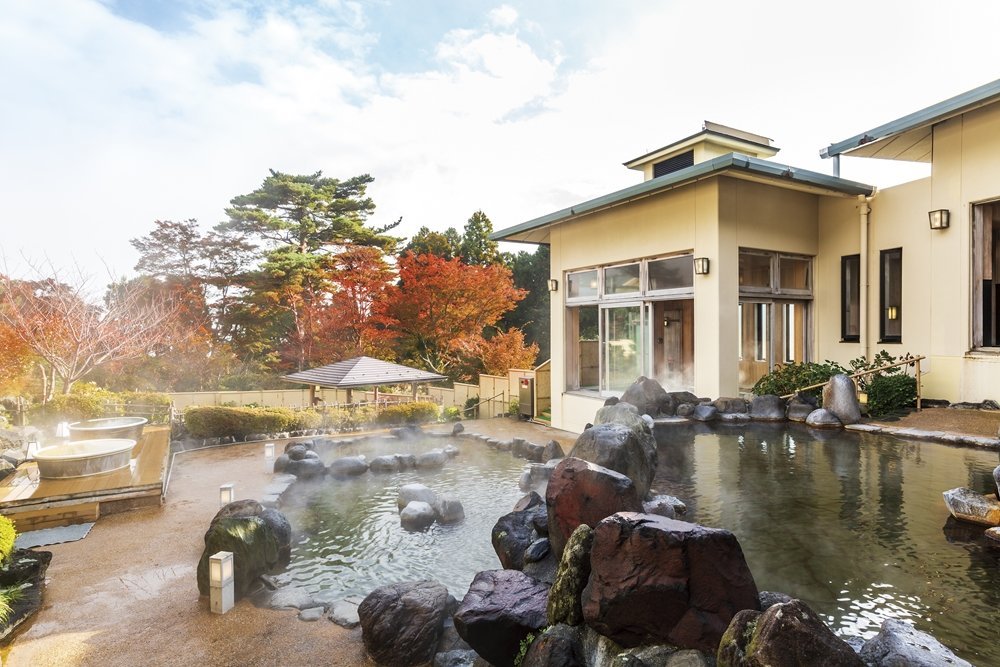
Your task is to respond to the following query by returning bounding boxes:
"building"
[493,79,1000,433]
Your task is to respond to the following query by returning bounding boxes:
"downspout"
[858,193,873,361]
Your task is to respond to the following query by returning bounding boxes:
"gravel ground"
[4,418,577,667]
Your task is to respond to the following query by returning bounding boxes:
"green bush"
[507,398,520,417]
[442,406,462,422]
[184,406,319,439]
[0,516,16,565]
[374,401,440,426]
[463,396,480,419]
[867,374,917,417]
[321,406,376,432]
[751,360,847,401]
[119,391,173,424]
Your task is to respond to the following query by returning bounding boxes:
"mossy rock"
[547,524,594,626]
[196,517,279,599]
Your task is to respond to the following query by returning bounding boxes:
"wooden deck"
[0,425,171,531]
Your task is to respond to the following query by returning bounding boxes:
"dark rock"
[621,376,670,417]
[329,455,368,478]
[822,374,862,425]
[493,503,548,570]
[546,457,643,557]
[197,516,280,599]
[302,450,320,460]
[749,395,786,421]
[514,491,544,512]
[522,624,585,667]
[524,538,550,563]
[260,507,292,561]
[390,425,422,440]
[434,495,465,524]
[805,408,842,429]
[397,453,417,469]
[543,440,565,461]
[0,549,51,643]
[859,618,971,667]
[643,494,687,518]
[437,614,472,654]
[398,483,439,510]
[452,422,465,435]
[512,438,528,458]
[286,444,309,460]
[758,590,794,610]
[675,403,695,418]
[994,464,1000,499]
[521,442,546,462]
[400,501,437,531]
[272,453,291,473]
[690,404,718,422]
[582,513,758,652]
[942,486,1000,525]
[785,396,816,422]
[285,457,326,480]
[547,524,594,626]
[370,455,402,473]
[210,499,264,527]
[434,650,479,667]
[717,599,862,667]
[594,402,645,430]
[359,580,450,667]
[713,397,748,414]
[454,570,550,667]
[417,449,449,469]
[604,396,620,406]
[522,550,559,586]
[567,422,657,499]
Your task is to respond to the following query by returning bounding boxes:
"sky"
[3,0,1000,281]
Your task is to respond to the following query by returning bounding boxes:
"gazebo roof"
[282,356,447,389]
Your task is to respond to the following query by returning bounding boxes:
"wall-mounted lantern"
[694,257,710,275]
[928,209,950,230]
[208,550,234,614]
[887,306,899,320]
[547,279,558,292]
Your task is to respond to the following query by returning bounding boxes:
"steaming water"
[274,436,527,601]
[275,426,999,662]
[654,424,1000,663]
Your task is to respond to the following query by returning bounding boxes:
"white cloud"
[488,5,519,28]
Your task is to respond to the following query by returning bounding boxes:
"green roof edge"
[821,77,1000,159]
[492,153,874,242]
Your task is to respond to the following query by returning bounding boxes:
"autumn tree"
[0,317,33,394]
[0,268,186,398]
[386,252,526,379]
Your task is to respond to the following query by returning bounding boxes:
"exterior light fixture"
[887,306,898,320]
[208,551,235,614]
[264,443,275,473]
[694,257,710,275]
[547,279,559,292]
[219,483,235,507]
[928,209,950,229]
[25,438,40,461]
[55,422,71,440]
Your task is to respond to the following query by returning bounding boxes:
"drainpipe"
[858,194,872,361]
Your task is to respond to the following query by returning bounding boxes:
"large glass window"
[973,202,1000,348]
[648,256,694,293]
[567,270,599,300]
[880,248,902,343]
[841,254,860,342]
[602,305,645,392]
[603,263,641,296]
[567,305,599,391]
[739,252,772,289]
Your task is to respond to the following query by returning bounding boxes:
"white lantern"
[208,551,234,614]
[264,443,275,473]
[219,483,235,507]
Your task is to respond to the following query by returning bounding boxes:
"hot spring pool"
[275,426,999,661]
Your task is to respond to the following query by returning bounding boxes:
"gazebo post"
[411,382,418,402]
[309,385,316,406]
[374,386,379,408]
[346,388,353,406]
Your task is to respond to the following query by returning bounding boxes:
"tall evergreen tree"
[459,210,501,266]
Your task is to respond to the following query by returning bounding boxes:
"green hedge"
[374,401,440,426]
[29,384,172,426]
[0,516,15,565]
[867,374,917,417]
[184,406,322,439]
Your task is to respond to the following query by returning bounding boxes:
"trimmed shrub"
[751,360,847,401]
[442,406,462,422]
[867,374,917,417]
[0,516,15,565]
[374,401,440,426]
[119,391,173,424]
[184,406,316,439]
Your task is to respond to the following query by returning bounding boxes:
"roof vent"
[652,150,694,178]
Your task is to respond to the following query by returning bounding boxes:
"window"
[880,248,902,343]
[603,263,641,296]
[779,256,811,292]
[567,270,599,301]
[567,305,599,390]
[739,252,772,289]
[648,255,694,293]
[973,202,1000,348]
[841,255,860,342]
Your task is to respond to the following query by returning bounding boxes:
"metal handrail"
[780,355,926,410]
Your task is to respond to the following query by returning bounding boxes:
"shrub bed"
[184,406,322,439]
[374,401,440,426]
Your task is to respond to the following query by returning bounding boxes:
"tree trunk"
[37,362,51,404]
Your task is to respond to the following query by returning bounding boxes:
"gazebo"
[282,356,447,407]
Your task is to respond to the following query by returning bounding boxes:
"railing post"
[915,358,922,411]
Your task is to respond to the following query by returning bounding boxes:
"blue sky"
[3,0,1000,281]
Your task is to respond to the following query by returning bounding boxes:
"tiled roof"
[283,356,447,388]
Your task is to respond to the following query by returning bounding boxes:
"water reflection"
[652,424,1000,662]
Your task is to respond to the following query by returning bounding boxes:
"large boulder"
[397,483,439,510]
[749,395,786,421]
[434,495,466,524]
[329,455,368,478]
[859,618,971,667]
[805,408,842,429]
[285,457,326,480]
[822,374,862,425]
[713,397,748,414]
[359,580,450,667]
[547,524,594,626]
[690,404,718,422]
[542,440,565,462]
[492,502,549,570]
[594,402,646,431]
[644,494,687,518]
[521,624,585,667]
[716,599,862,667]
[0,548,51,643]
[546,457,643,557]
[370,455,403,473]
[400,501,437,531]
[582,513,758,653]
[567,422,656,499]
[416,449,448,469]
[785,395,817,422]
[942,487,1000,526]
[620,376,670,417]
[454,570,550,667]
[196,516,281,599]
